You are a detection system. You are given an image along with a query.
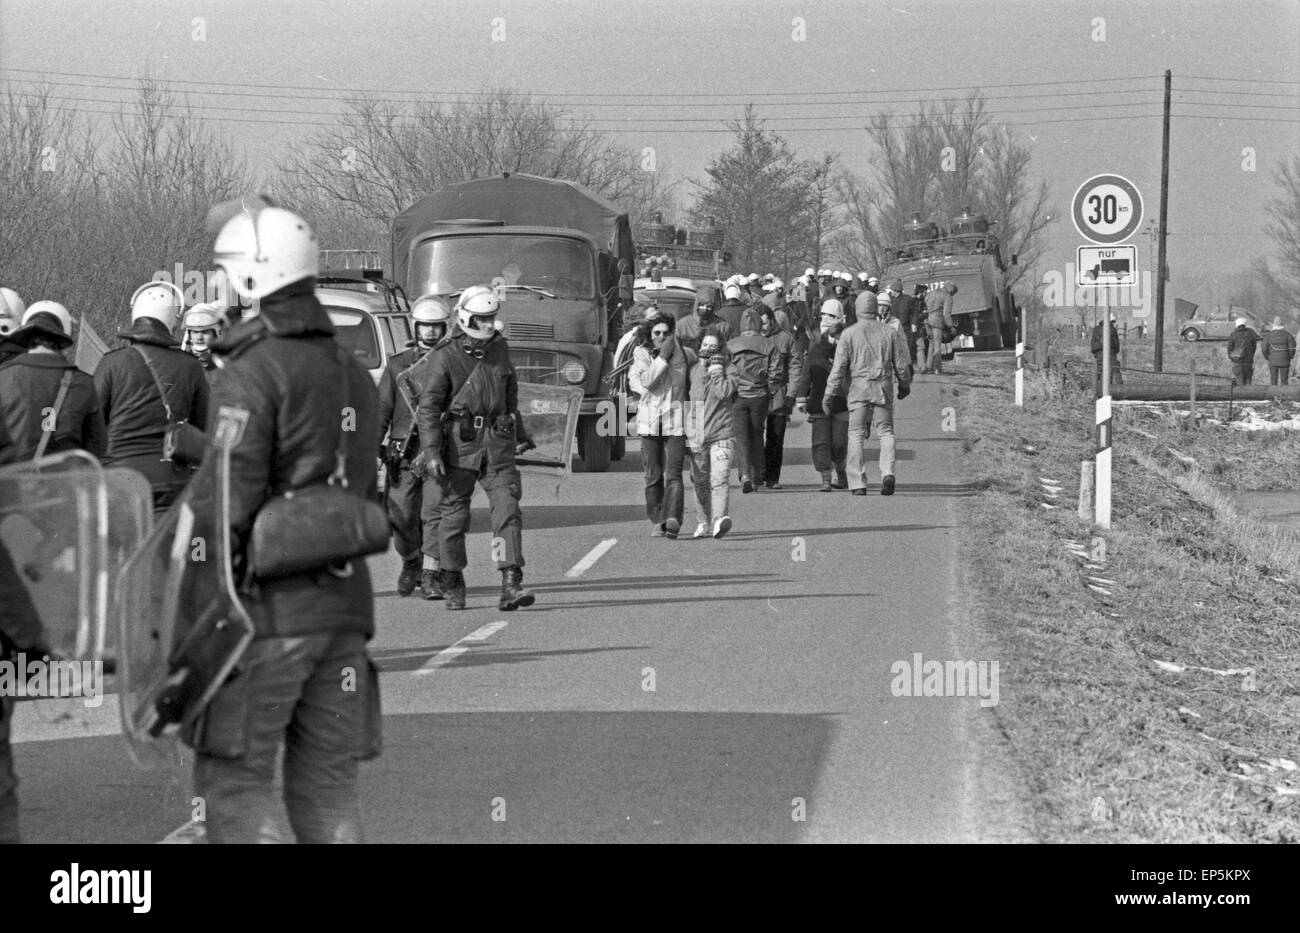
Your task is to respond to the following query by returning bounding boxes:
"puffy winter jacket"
[1261,327,1297,366]
[182,284,379,640]
[0,351,106,463]
[415,332,521,472]
[94,317,209,465]
[629,340,695,437]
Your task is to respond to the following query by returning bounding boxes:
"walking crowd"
[625,266,939,539]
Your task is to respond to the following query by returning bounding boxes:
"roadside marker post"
[1096,285,1113,530]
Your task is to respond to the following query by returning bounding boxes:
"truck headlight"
[562,360,587,384]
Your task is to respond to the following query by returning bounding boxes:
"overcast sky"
[2,0,1297,308]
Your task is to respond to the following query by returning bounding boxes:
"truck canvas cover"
[392,173,635,292]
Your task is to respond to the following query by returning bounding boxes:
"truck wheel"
[1182,328,1201,342]
[579,416,611,472]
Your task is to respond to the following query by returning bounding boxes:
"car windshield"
[635,294,696,320]
[326,307,381,369]
[411,235,595,301]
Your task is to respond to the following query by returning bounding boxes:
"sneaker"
[851,488,868,496]
[766,481,783,490]
[693,522,710,539]
[712,516,732,539]
[741,478,754,494]
[650,524,666,537]
[881,475,896,496]
[819,481,832,493]
[664,518,680,540]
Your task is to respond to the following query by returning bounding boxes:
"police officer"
[415,286,536,612]
[182,201,381,843]
[378,295,450,600]
[180,302,226,383]
[0,302,106,463]
[94,281,209,514]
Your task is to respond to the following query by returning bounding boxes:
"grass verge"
[948,353,1300,842]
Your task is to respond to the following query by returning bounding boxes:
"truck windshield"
[410,235,595,301]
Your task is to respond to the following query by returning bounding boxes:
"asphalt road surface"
[13,361,1032,843]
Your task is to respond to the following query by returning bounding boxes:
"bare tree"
[833,93,1055,290]
[277,87,665,257]
[1260,152,1300,315]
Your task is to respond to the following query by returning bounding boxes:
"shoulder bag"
[134,345,208,465]
[245,346,391,581]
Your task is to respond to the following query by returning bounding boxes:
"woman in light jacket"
[629,314,696,538]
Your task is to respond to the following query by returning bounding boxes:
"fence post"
[1189,362,1198,427]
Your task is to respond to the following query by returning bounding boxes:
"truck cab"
[393,174,636,472]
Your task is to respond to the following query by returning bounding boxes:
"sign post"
[1073,173,1142,533]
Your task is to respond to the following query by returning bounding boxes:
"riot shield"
[0,451,152,663]
[117,418,254,769]
[516,384,583,478]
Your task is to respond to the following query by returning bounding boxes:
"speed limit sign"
[1072,174,1143,245]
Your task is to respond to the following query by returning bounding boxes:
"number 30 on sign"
[1071,174,1143,246]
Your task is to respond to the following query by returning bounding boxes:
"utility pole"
[1154,69,1171,372]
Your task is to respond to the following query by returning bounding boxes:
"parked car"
[1180,304,1258,342]
[314,270,413,384]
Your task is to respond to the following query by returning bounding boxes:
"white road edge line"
[413,620,510,676]
[564,538,618,578]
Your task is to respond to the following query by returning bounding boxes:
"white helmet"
[0,287,25,335]
[857,272,870,283]
[22,300,73,339]
[130,281,185,331]
[183,302,227,333]
[213,206,318,300]
[804,267,815,277]
[455,285,501,340]
[411,295,452,325]
[723,283,742,301]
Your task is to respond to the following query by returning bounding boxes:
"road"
[12,364,1031,843]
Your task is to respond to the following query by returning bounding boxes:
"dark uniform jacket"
[416,332,520,474]
[717,299,747,337]
[0,351,106,464]
[1090,322,1121,360]
[377,343,432,458]
[184,286,379,640]
[676,313,733,353]
[94,318,209,465]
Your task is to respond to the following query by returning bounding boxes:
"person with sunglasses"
[629,314,696,538]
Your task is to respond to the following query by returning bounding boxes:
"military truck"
[392,173,635,472]
[881,207,1019,351]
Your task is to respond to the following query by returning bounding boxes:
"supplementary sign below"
[1077,245,1138,286]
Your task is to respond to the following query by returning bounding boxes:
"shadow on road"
[367,711,836,842]
[373,644,649,673]
[737,524,951,540]
[521,591,875,612]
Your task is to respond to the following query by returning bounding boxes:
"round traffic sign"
[1071,174,1143,245]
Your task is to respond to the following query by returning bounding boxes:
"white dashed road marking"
[413,620,510,676]
[564,538,618,578]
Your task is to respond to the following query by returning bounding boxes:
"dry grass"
[949,354,1300,843]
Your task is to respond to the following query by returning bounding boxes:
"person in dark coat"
[0,302,105,464]
[1260,317,1296,386]
[94,282,209,513]
[796,305,849,491]
[181,201,382,843]
[377,295,449,600]
[726,307,781,494]
[716,283,748,337]
[675,285,732,353]
[415,285,536,611]
[1226,317,1259,386]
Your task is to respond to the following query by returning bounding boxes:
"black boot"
[440,570,466,610]
[420,568,443,601]
[396,557,422,597]
[498,566,535,611]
